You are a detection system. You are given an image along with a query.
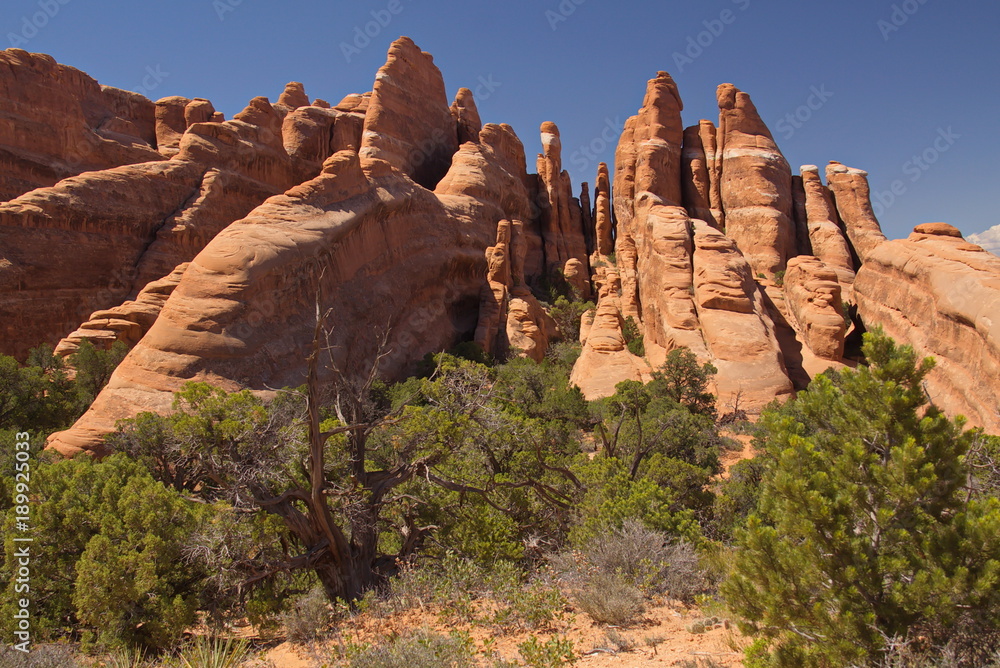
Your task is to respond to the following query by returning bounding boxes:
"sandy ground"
[264,599,746,667]
[260,431,759,667]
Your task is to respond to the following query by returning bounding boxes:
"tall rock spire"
[716,83,796,277]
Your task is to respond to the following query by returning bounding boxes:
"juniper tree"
[722,329,1000,666]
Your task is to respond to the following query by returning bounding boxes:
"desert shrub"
[105,645,150,668]
[344,628,476,668]
[380,554,567,631]
[168,636,251,668]
[0,454,209,650]
[518,635,576,668]
[552,521,710,607]
[70,339,128,409]
[568,456,704,544]
[651,347,717,418]
[0,345,79,433]
[968,432,1000,498]
[571,572,644,625]
[875,625,1000,667]
[544,340,583,369]
[723,329,1000,667]
[622,316,644,357]
[0,644,80,667]
[281,585,332,643]
[708,456,769,542]
[549,296,595,342]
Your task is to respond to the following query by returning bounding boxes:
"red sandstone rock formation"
[782,255,847,360]
[0,42,990,452]
[536,122,588,272]
[475,220,558,362]
[826,161,887,263]
[359,36,458,190]
[716,83,796,278]
[46,38,541,455]
[855,223,1000,433]
[450,87,482,145]
[0,80,347,359]
[593,163,614,257]
[691,220,794,405]
[681,121,721,228]
[54,263,188,356]
[800,165,856,291]
[0,49,163,202]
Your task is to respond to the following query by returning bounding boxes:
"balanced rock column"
[612,72,686,322]
[594,162,614,256]
[826,161,887,264]
[716,83,796,278]
[800,165,856,290]
[681,120,721,228]
[450,87,483,145]
[782,256,846,360]
[536,122,588,271]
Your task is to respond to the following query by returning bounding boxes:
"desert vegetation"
[1,326,999,667]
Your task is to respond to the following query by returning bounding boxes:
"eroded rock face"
[691,220,794,406]
[681,120,721,228]
[570,265,646,399]
[54,263,188,356]
[800,165,856,291]
[536,122,588,272]
[826,161,886,263]
[475,220,558,362]
[855,224,1000,433]
[0,49,164,202]
[782,256,846,360]
[594,162,614,256]
[450,87,482,145]
[0,86,333,359]
[716,83,796,278]
[359,36,458,189]
[634,199,707,357]
[0,44,990,454]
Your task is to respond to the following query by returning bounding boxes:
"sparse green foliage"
[723,329,1000,666]
[70,339,128,410]
[282,584,333,643]
[344,628,477,668]
[169,636,251,668]
[518,635,576,668]
[622,316,644,357]
[652,348,717,417]
[571,572,645,625]
[0,454,209,650]
[549,296,595,342]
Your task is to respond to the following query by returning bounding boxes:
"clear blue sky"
[4,0,997,240]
